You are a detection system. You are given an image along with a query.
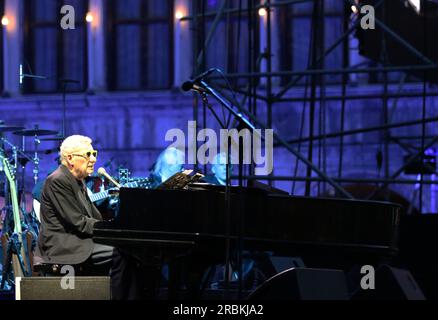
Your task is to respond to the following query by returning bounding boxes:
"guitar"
[88,179,150,203]
[0,152,29,280]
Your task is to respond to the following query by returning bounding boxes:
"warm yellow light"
[1,16,9,26]
[86,12,94,23]
[175,10,184,20]
[258,8,267,17]
[351,5,358,14]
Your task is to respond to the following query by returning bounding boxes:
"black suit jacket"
[36,165,103,265]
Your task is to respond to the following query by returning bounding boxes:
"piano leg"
[167,256,186,300]
[110,248,146,300]
[140,264,162,299]
[110,248,162,300]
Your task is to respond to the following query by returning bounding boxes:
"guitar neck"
[88,181,141,203]
[1,157,22,234]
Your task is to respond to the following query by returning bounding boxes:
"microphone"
[97,167,121,188]
[181,68,216,92]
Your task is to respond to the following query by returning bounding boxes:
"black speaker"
[16,276,111,300]
[350,265,425,300]
[247,268,349,300]
[248,254,306,280]
[270,256,305,274]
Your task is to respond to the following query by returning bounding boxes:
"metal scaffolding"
[184,0,438,213]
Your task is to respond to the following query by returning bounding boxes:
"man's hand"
[93,219,114,230]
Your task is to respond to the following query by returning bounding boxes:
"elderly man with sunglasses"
[36,135,141,299]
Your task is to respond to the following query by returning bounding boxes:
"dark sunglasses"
[72,150,98,159]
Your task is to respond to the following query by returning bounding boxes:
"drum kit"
[1,124,62,173]
[0,123,62,288]
[0,122,63,232]
[0,122,63,288]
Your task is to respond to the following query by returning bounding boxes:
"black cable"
[291,3,314,195]
[236,0,243,78]
[419,0,428,214]
[230,0,243,128]
[222,2,232,127]
[317,0,325,196]
[304,0,322,196]
[212,68,240,128]
[249,0,257,185]
[338,3,350,181]
[235,74,244,296]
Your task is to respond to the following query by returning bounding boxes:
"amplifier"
[16,276,111,300]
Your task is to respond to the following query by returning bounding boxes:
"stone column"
[173,0,192,89]
[87,0,106,92]
[2,0,21,96]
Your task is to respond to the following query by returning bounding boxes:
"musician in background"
[31,158,59,223]
[36,135,142,299]
[201,152,232,186]
[148,147,185,188]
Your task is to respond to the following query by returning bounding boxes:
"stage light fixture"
[175,10,184,20]
[258,7,267,17]
[1,16,9,26]
[85,12,93,23]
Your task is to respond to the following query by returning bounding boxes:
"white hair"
[60,135,93,165]
[152,147,184,176]
[213,152,228,165]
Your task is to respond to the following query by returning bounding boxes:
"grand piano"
[93,184,401,297]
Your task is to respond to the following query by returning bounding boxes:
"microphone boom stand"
[199,92,234,298]
[198,79,353,199]
[197,82,257,300]
[22,72,79,138]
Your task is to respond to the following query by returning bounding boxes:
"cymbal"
[40,136,65,142]
[13,129,59,136]
[0,125,24,132]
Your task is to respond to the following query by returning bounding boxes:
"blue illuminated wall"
[1,0,438,214]
[2,84,438,214]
